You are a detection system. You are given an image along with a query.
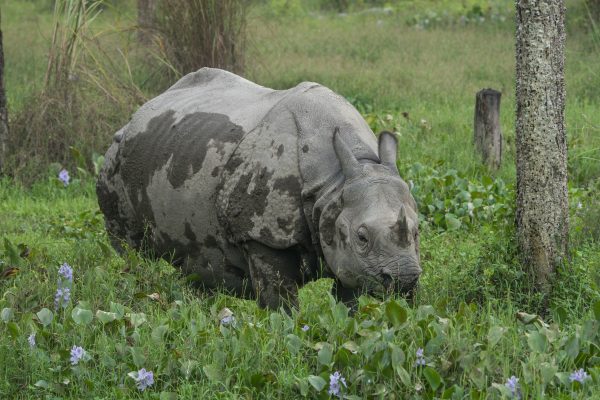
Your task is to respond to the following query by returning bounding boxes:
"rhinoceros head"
[319,129,421,297]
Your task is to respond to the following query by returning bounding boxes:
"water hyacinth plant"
[129,368,154,391]
[505,376,521,399]
[69,345,85,365]
[415,347,426,366]
[569,369,590,384]
[27,333,36,348]
[54,263,73,310]
[328,371,347,398]
[58,169,70,186]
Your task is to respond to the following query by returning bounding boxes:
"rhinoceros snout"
[380,262,422,294]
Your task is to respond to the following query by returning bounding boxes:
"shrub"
[155,0,249,77]
[6,0,144,182]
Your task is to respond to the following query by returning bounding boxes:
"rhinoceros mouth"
[361,269,420,298]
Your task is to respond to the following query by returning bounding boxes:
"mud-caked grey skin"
[97,68,422,309]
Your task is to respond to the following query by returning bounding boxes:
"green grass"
[1,0,600,398]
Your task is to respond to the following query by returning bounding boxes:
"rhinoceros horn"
[378,131,399,175]
[333,127,360,180]
[397,204,410,247]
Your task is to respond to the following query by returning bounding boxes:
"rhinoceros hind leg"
[242,241,302,310]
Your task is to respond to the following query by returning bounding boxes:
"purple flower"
[58,263,73,282]
[28,333,36,348]
[130,368,154,391]
[58,169,70,186]
[54,287,71,310]
[301,324,309,332]
[569,369,590,384]
[328,371,347,398]
[70,345,85,365]
[220,315,235,325]
[415,347,426,367]
[505,376,521,399]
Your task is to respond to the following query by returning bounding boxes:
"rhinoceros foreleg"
[242,241,303,310]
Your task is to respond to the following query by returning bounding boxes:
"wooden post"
[474,88,502,170]
[0,12,8,174]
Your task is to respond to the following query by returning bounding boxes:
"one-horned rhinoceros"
[97,68,421,308]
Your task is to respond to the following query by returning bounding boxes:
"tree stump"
[474,88,502,170]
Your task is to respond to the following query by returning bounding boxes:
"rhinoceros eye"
[357,226,369,245]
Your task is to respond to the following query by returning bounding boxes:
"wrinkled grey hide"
[97,68,421,308]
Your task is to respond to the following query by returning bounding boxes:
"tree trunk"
[474,88,502,170]
[515,0,568,291]
[0,18,8,174]
[137,0,156,45]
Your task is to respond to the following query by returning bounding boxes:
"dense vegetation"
[1,0,599,398]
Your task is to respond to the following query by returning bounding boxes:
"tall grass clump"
[155,0,248,78]
[6,0,144,182]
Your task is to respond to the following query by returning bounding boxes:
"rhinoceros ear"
[378,131,399,175]
[333,127,360,180]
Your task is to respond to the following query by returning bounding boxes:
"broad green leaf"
[96,310,117,324]
[390,344,405,369]
[516,311,539,325]
[307,375,326,392]
[342,341,359,354]
[487,326,506,348]
[396,365,411,386]
[180,360,197,380]
[203,364,222,382]
[1,307,13,322]
[564,336,579,359]
[71,307,93,325]
[298,378,309,396]
[160,392,178,400]
[527,331,547,353]
[7,322,20,338]
[444,213,461,230]
[317,343,333,366]
[285,334,302,355]
[540,362,557,384]
[152,325,169,344]
[34,380,50,389]
[129,312,147,328]
[36,308,54,327]
[416,305,436,320]
[423,366,443,391]
[109,302,125,319]
[385,300,407,327]
[130,347,146,368]
[334,348,352,368]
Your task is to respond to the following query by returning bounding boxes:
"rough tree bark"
[137,0,156,45]
[515,0,568,291]
[474,88,503,170]
[0,13,8,174]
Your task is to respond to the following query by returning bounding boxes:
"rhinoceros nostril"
[381,273,393,290]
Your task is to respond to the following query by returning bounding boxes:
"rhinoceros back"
[97,69,291,269]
